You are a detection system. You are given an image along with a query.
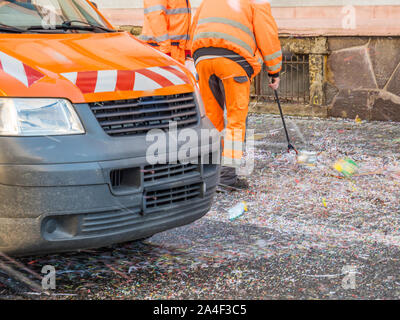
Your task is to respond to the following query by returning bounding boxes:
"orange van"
[0,0,219,255]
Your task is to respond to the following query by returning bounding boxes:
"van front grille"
[89,93,198,136]
[80,207,141,236]
[143,162,200,186]
[144,183,202,210]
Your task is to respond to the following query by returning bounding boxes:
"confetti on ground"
[1,114,400,300]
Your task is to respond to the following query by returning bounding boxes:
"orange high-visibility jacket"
[191,0,282,79]
[140,0,191,54]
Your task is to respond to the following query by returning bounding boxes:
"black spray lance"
[273,89,298,155]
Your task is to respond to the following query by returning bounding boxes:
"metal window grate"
[254,52,310,104]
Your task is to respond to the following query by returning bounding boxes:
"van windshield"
[0,0,111,32]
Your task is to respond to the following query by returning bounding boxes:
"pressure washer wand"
[274,89,298,155]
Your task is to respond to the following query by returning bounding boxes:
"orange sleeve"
[188,1,203,54]
[183,0,193,52]
[251,0,282,76]
[142,0,171,54]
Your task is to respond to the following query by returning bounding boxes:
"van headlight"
[0,98,85,136]
[194,85,206,118]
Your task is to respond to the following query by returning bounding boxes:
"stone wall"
[327,37,400,121]
[253,36,400,122]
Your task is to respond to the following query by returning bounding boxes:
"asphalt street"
[1,114,400,299]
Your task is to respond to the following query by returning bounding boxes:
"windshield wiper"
[0,23,27,33]
[27,20,115,33]
[62,20,115,32]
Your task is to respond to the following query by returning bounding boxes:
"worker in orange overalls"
[140,0,192,64]
[191,0,282,187]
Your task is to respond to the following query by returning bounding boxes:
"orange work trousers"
[196,57,250,168]
[171,46,186,64]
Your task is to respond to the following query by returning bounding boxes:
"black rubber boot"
[231,177,249,189]
[219,168,249,190]
[219,166,237,186]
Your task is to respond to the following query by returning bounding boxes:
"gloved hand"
[268,77,280,90]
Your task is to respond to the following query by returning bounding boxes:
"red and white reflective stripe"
[61,72,78,85]
[163,65,190,83]
[147,66,186,85]
[95,70,118,93]
[133,71,162,91]
[61,65,190,94]
[0,51,44,87]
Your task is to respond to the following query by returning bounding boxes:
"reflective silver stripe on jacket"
[167,7,191,14]
[139,34,169,42]
[264,50,282,61]
[194,32,253,55]
[170,34,190,41]
[266,61,282,72]
[139,34,189,42]
[194,55,220,66]
[144,6,190,15]
[144,5,167,14]
[197,17,255,42]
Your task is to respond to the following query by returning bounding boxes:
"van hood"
[0,32,193,103]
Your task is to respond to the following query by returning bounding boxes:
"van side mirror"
[91,2,98,8]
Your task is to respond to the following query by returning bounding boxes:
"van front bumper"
[0,157,219,256]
